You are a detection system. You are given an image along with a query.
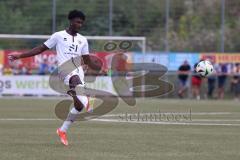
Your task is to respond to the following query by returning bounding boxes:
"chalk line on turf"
[1,115,240,126]
[90,118,240,126]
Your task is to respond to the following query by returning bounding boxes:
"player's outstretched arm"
[8,44,48,61]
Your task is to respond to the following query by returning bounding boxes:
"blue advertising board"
[133,52,200,71]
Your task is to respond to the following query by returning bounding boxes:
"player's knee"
[69,75,82,89]
[74,104,83,112]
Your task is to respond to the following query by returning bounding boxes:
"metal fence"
[1,0,240,52]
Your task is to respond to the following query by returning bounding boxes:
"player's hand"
[8,53,21,61]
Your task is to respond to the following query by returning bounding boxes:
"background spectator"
[3,66,12,75]
[231,63,240,101]
[20,64,32,75]
[38,58,48,75]
[177,60,191,98]
[216,63,228,99]
[48,60,58,74]
[191,62,202,100]
[207,59,217,99]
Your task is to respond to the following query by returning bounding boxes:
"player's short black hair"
[68,10,85,21]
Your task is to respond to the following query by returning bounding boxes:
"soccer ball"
[196,60,214,77]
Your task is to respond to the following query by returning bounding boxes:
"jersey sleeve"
[81,39,89,55]
[44,33,58,49]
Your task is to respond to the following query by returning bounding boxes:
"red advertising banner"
[0,50,4,65]
[94,52,133,72]
[200,53,240,63]
[4,50,57,69]
[216,54,240,63]
[4,50,33,68]
[2,50,132,73]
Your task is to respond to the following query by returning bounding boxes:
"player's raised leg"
[57,75,89,146]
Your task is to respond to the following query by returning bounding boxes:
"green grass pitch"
[0,97,240,160]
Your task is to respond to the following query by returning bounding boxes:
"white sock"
[196,95,200,100]
[60,121,72,132]
[76,95,88,109]
[60,107,80,132]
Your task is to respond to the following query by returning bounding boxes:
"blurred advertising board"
[0,50,4,65]
[2,50,132,73]
[94,52,133,73]
[168,53,199,70]
[0,76,118,96]
[3,50,57,69]
[134,52,199,71]
[200,53,240,63]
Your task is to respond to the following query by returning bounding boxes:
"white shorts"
[59,66,85,86]
[58,67,92,112]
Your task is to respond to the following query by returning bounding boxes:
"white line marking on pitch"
[101,112,234,117]
[1,118,240,126]
[0,118,57,121]
[1,118,240,122]
[193,119,240,122]
[90,119,240,126]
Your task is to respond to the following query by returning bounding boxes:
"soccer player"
[8,10,101,146]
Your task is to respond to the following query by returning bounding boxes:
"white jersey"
[44,30,89,66]
[44,30,89,85]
